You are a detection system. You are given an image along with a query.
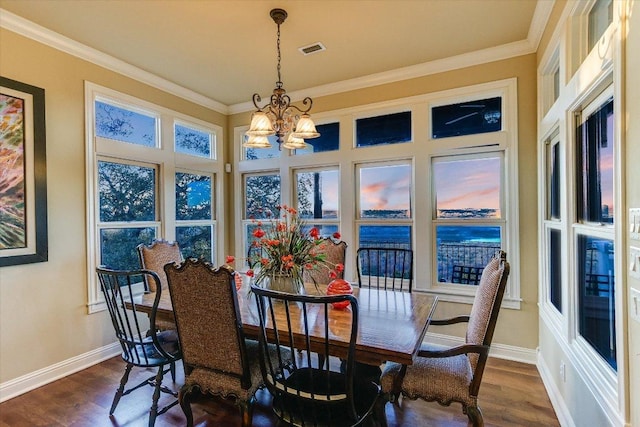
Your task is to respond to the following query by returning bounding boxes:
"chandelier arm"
[287,97,314,115]
[251,93,268,111]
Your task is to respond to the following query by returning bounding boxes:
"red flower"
[276,222,287,232]
[329,270,338,279]
[225,255,235,264]
[253,228,265,238]
[333,232,341,239]
[246,269,254,277]
[309,227,320,239]
[335,263,345,272]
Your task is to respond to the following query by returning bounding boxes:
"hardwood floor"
[0,357,558,427]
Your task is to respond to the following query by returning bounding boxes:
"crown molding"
[229,39,536,114]
[527,0,556,51]
[0,9,229,114]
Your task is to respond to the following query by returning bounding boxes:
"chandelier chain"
[276,22,282,87]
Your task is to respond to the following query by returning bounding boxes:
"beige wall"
[626,0,640,422]
[0,29,224,383]
[230,54,540,350]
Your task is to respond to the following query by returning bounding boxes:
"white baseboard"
[424,332,538,364]
[0,342,121,403]
[536,351,576,427]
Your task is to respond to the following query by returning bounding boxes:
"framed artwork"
[0,77,48,266]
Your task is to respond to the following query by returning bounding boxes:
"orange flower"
[253,228,265,238]
[225,255,235,264]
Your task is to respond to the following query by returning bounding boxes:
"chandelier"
[244,8,320,150]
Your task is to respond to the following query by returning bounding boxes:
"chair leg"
[110,363,133,415]
[466,405,484,427]
[374,398,388,427]
[238,396,255,427]
[148,365,166,427]
[179,386,194,427]
[170,361,176,382]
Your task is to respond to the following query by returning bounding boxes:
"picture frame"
[0,76,48,266]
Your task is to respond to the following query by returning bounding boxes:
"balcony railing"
[437,242,501,284]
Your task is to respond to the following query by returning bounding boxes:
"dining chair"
[137,239,183,331]
[137,239,183,292]
[251,283,383,427]
[379,250,510,427]
[303,238,348,285]
[96,267,182,427]
[356,247,413,292]
[163,258,264,427]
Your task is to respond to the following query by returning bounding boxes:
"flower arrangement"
[226,204,344,293]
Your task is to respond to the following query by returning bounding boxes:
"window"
[295,122,340,154]
[86,82,223,313]
[575,93,616,370]
[175,172,214,261]
[431,97,502,139]
[175,122,214,158]
[576,97,614,224]
[588,0,613,51]
[357,163,412,249]
[432,155,503,285]
[95,100,157,147]
[244,134,281,160]
[295,168,340,237]
[356,111,411,147]
[542,130,563,315]
[243,172,281,264]
[97,160,158,270]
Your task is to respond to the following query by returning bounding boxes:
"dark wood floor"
[0,356,558,427]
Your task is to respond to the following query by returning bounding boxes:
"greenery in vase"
[226,205,344,293]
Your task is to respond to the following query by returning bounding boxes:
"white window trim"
[85,81,224,313]
[537,0,628,420]
[234,78,520,309]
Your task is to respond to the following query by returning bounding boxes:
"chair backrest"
[303,238,348,285]
[356,247,413,292]
[251,284,363,425]
[96,267,179,366]
[465,250,510,375]
[137,239,183,292]
[164,258,252,388]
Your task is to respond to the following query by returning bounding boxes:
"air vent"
[299,42,326,56]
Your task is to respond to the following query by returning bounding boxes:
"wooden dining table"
[133,283,438,367]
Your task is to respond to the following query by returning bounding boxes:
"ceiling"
[0,0,546,111]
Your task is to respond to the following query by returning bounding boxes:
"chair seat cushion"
[186,339,291,400]
[185,339,263,399]
[272,368,380,427]
[380,343,475,407]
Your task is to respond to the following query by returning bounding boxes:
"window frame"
[233,78,520,308]
[85,82,224,313]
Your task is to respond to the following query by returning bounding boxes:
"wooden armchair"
[379,251,510,427]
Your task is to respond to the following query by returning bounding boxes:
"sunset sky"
[433,156,501,212]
